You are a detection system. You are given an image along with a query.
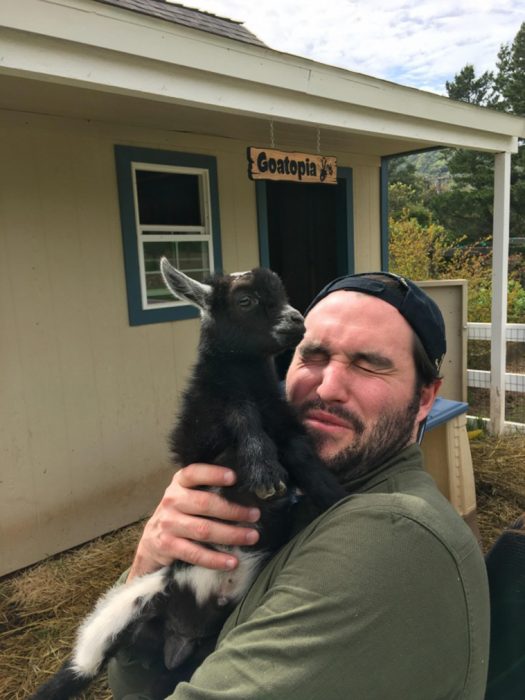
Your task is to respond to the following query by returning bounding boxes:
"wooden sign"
[247,147,337,185]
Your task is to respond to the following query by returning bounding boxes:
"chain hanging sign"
[247,147,337,185]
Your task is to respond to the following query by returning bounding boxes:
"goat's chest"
[174,548,267,608]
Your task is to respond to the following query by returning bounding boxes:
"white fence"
[467,322,525,432]
[468,322,525,343]
[468,369,525,393]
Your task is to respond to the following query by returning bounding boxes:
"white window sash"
[130,163,215,311]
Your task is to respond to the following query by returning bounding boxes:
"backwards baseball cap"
[305,272,446,372]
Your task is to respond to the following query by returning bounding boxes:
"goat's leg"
[279,432,346,510]
[225,404,288,498]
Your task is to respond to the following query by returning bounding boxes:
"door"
[256,169,353,376]
[258,169,353,314]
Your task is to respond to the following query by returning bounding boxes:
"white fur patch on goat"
[71,568,167,676]
[174,549,266,607]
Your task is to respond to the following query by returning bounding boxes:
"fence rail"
[468,322,525,342]
[467,369,525,393]
[466,322,525,432]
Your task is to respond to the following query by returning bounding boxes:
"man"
[109,272,490,699]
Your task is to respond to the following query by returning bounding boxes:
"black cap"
[305,272,446,372]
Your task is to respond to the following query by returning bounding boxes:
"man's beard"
[297,390,421,482]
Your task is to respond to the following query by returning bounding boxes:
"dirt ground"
[1,433,524,699]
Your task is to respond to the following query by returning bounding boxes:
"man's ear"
[417,379,442,424]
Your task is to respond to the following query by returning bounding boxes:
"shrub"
[389,212,525,323]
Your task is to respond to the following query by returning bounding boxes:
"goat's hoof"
[276,480,287,496]
[255,481,287,500]
[255,485,275,499]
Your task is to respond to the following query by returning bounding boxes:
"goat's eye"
[238,295,257,309]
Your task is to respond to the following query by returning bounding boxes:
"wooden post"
[490,152,511,434]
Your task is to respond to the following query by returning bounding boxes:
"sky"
[177,0,525,94]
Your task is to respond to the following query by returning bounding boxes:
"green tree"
[495,23,525,115]
[445,64,496,107]
[428,151,494,242]
[388,182,434,227]
[387,153,449,228]
[387,24,525,330]
[388,23,525,246]
[441,23,525,242]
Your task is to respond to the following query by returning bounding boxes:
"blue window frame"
[115,145,222,325]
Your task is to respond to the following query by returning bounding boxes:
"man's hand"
[127,464,260,582]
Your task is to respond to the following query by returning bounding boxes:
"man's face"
[285,291,438,478]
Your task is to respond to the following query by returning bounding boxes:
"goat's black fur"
[30,262,345,700]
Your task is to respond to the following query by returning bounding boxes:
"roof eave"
[1,0,524,149]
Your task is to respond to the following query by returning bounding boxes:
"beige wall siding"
[352,161,382,272]
[0,110,380,573]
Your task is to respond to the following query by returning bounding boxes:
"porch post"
[490,151,511,434]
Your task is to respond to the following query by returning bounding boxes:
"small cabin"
[1,0,524,574]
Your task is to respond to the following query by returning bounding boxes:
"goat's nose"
[274,305,305,345]
[285,306,305,325]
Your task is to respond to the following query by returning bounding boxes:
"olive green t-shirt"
[171,444,489,700]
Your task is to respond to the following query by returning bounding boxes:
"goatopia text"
[247,147,337,184]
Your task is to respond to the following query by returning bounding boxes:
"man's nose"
[316,361,349,403]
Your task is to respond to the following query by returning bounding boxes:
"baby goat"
[31,261,345,700]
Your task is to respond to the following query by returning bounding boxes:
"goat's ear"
[160,257,212,310]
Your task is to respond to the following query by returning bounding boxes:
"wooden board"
[247,147,337,184]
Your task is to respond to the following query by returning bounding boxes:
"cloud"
[184,0,524,93]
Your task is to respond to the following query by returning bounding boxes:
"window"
[115,146,222,325]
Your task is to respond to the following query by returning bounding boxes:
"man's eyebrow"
[299,341,330,356]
